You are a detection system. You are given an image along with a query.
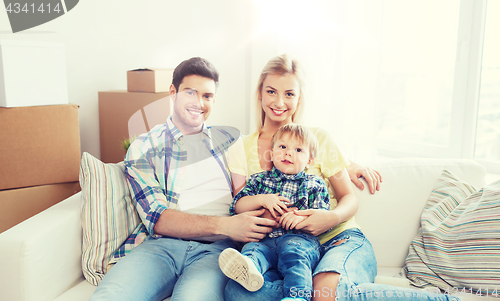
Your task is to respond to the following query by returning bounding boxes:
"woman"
[225,54,459,301]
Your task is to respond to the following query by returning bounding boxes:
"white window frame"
[379,0,500,173]
[468,0,500,173]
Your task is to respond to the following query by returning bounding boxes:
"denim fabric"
[225,228,460,301]
[90,237,235,301]
[242,233,320,300]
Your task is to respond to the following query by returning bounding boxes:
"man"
[90,57,277,300]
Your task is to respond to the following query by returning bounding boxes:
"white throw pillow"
[404,169,500,293]
[79,152,140,285]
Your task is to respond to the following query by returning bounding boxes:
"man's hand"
[279,211,306,230]
[220,209,278,242]
[346,162,382,194]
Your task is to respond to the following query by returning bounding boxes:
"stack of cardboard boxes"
[98,68,173,163]
[0,40,81,233]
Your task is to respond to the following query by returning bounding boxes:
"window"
[375,0,500,173]
[249,0,499,172]
[475,0,500,167]
[376,0,460,157]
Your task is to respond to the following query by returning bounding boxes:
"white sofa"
[0,158,494,301]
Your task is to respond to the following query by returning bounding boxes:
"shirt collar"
[270,166,306,181]
[165,116,210,142]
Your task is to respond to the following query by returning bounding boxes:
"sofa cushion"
[79,152,140,285]
[404,169,500,292]
[354,158,486,269]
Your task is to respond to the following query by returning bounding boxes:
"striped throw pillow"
[79,152,140,285]
[404,169,500,293]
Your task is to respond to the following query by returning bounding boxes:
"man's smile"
[187,108,204,116]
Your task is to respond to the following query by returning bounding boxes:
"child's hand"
[260,208,297,223]
[258,193,291,219]
[259,209,281,223]
[279,211,306,230]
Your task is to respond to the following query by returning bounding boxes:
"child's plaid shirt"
[231,167,330,238]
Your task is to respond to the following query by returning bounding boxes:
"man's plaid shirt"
[231,167,330,238]
[109,116,239,264]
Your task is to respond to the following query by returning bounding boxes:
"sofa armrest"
[0,192,83,301]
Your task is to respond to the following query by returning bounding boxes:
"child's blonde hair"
[270,124,318,159]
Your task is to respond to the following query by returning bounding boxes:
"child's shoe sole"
[218,248,263,292]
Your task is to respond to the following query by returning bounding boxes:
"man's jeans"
[226,228,461,301]
[242,233,320,300]
[90,237,235,301]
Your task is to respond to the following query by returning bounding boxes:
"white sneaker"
[218,248,264,292]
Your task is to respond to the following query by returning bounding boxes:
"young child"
[219,124,330,301]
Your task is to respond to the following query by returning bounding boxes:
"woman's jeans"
[225,228,460,301]
[90,237,235,301]
[242,233,320,300]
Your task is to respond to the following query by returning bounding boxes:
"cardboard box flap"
[130,68,153,72]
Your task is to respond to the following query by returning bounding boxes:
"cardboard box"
[0,104,81,190]
[127,68,173,93]
[0,39,68,107]
[99,91,172,163]
[0,182,81,233]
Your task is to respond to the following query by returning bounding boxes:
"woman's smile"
[270,108,287,116]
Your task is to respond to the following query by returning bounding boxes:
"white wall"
[0,0,253,158]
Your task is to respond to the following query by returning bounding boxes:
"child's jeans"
[241,233,321,300]
[226,228,461,301]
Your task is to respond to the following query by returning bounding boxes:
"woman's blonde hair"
[255,54,306,132]
[271,124,318,159]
